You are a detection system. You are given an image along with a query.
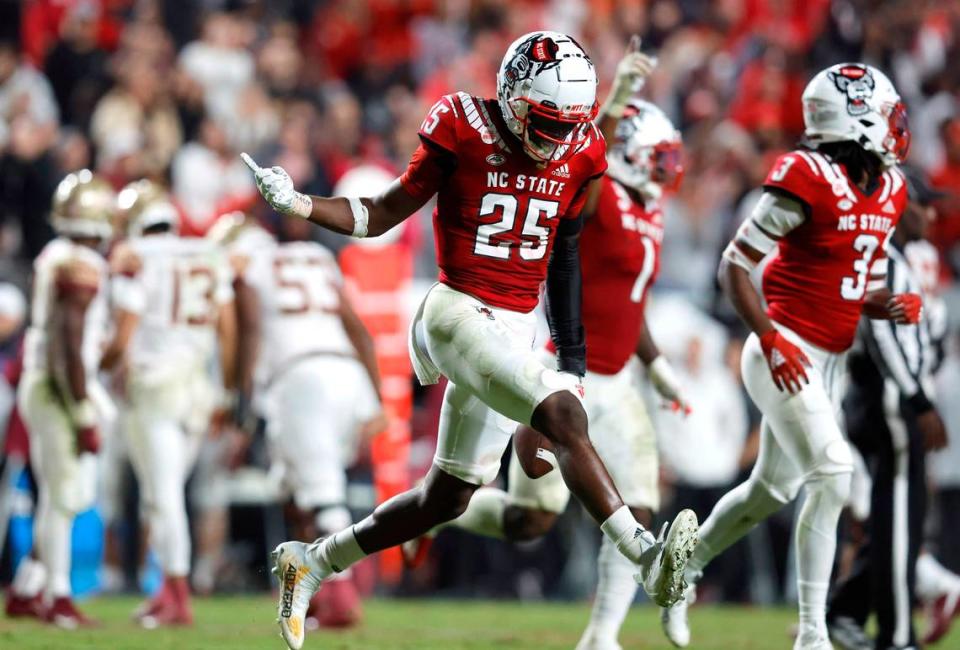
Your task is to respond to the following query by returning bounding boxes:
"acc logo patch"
[837,198,854,211]
[486,153,505,166]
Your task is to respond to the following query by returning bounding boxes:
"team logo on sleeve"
[828,65,875,117]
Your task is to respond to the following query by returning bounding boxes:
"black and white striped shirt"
[859,241,936,413]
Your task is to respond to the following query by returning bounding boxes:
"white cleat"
[660,573,698,647]
[637,509,699,608]
[794,627,834,650]
[272,541,329,650]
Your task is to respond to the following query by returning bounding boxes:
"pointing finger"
[627,35,641,54]
[240,152,261,173]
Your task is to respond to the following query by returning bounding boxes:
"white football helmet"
[802,63,910,168]
[497,31,598,163]
[116,179,179,237]
[606,99,683,201]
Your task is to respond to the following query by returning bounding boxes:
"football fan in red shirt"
[401,42,690,650]
[661,63,921,650]
[242,31,699,650]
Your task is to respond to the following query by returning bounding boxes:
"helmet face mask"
[607,100,684,201]
[497,32,599,163]
[884,101,911,164]
[802,63,910,168]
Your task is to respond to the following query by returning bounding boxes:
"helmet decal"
[530,36,559,63]
[803,63,907,167]
[828,65,876,117]
[497,31,598,162]
[503,34,562,87]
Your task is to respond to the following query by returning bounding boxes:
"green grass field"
[0,596,801,649]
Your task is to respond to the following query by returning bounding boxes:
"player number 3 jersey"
[761,150,907,352]
[401,92,607,313]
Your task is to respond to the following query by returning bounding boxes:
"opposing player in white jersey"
[12,171,116,628]
[100,179,236,627]
[210,211,382,629]
[244,31,698,650]
[661,63,918,650]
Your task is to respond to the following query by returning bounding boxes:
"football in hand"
[513,426,556,479]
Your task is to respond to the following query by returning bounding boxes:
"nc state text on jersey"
[836,213,894,233]
[487,171,565,197]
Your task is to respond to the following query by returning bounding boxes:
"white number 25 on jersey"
[474,193,559,261]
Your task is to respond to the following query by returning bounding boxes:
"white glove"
[647,355,690,416]
[604,35,658,118]
[240,152,313,219]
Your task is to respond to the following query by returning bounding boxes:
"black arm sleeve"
[546,214,586,377]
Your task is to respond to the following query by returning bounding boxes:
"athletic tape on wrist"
[70,399,97,428]
[649,355,680,395]
[348,197,369,238]
[290,192,313,220]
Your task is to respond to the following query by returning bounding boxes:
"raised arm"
[596,35,657,142]
[241,154,428,238]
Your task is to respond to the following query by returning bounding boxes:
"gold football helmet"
[51,170,115,239]
[116,179,178,237]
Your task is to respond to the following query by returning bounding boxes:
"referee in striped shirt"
[828,168,949,650]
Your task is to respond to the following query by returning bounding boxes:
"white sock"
[36,495,73,599]
[795,473,849,635]
[313,506,356,580]
[11,557,46,597]
[309,525,367,575]
[600,505,654,565]
[581,535,639,644]
[916,553,960,601]
[445,487,508,540]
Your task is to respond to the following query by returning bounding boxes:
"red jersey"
[762,150,907,352]
[400,92,607,312]
[578,176,663,374]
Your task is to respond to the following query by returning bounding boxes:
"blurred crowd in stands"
[0,0,959,603]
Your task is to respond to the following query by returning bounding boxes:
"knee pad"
[745,477,794,519]
[806,439,854,503]
[806,470,852,506]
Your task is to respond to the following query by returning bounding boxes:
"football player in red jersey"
[401,46,690,650]
[242,31,699,650]
[661,63,920,650]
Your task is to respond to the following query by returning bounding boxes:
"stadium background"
[0,0,959,643]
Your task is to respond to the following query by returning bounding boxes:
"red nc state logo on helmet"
[530,37,559,62]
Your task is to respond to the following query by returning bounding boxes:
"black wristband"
[557,342,587,377]
[907,391,934,415]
